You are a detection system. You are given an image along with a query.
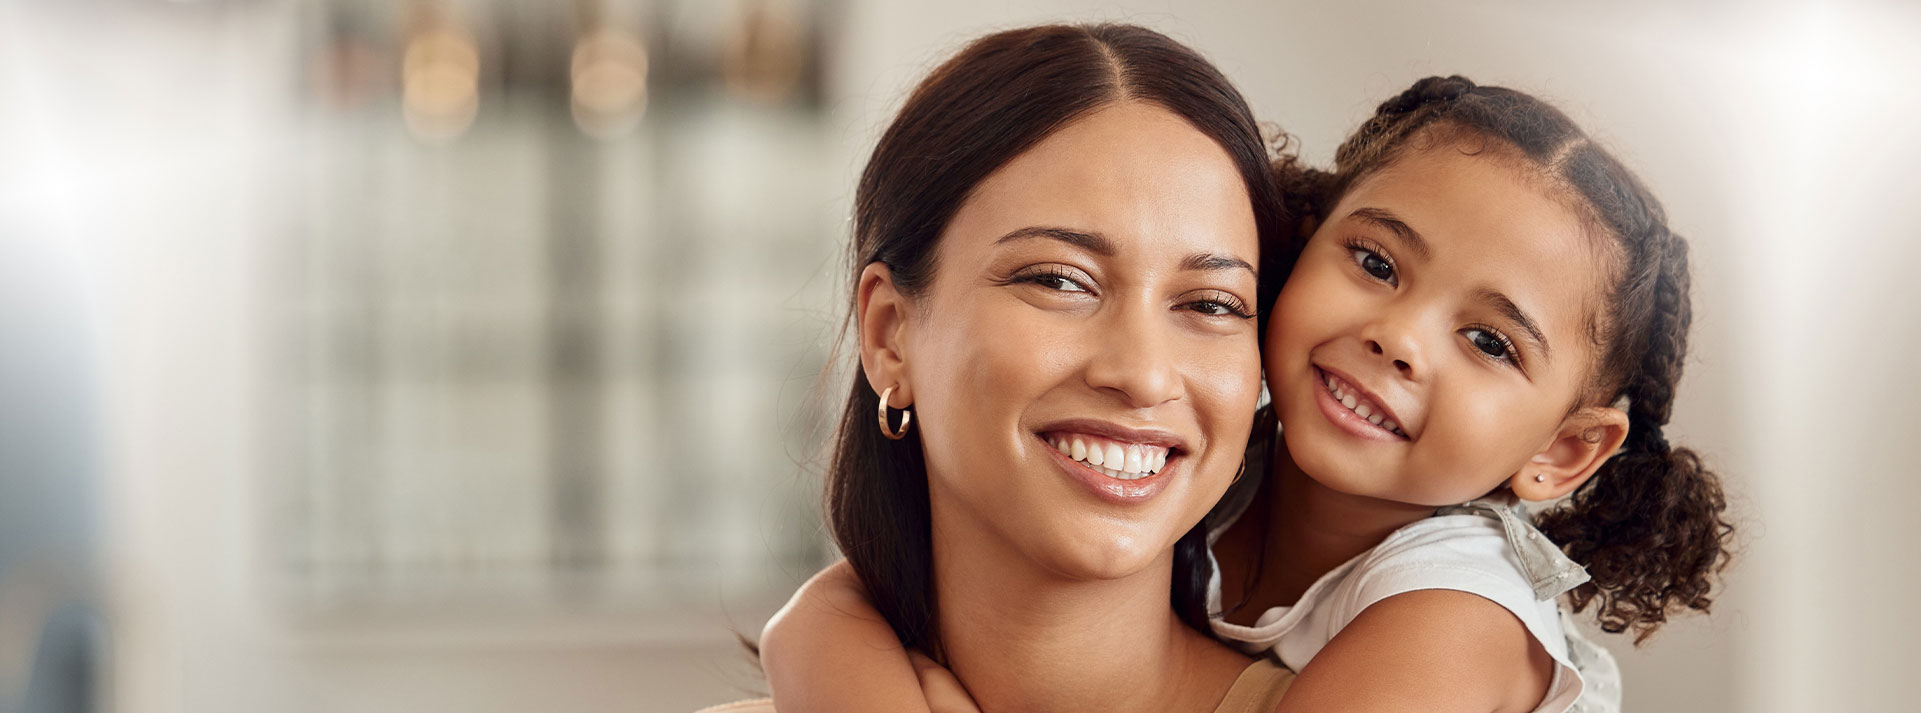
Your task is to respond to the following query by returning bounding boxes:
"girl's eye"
[1348,245,1397,284]
[1463,327,1517,363]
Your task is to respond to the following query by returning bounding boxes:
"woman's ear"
[857,262,914,406]
[1509,406,1629,502]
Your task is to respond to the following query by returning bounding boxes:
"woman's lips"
[1037,433,1174,502]
[1042,432,1169,480]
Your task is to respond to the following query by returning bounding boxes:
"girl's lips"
[1038,433,1173,502]
[1312,367,1410,442]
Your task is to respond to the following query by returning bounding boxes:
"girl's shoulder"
[1212,500,1604,713]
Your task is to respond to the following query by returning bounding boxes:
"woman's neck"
[930,510,1247,713]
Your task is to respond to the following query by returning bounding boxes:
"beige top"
[692,658,1294,713]
[1211,658,1295,713]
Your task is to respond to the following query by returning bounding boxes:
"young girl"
[761,75,1733,713]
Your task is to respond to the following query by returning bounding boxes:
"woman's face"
[897,102,1263,582]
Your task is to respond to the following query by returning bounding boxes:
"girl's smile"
[1312,365,1410,440]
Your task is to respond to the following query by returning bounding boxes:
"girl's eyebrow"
[1476,287,1552,359]
[1348,207,1430,261]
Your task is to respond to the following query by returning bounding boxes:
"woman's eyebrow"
[994,226,1112,255]
[1348,207,1430,261]
[995,226,1254,279]
[1476,287,1551,359]
[1181,252,1256,278]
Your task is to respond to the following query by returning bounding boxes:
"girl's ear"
[1509,406,1629,502]
[857,262,915,406]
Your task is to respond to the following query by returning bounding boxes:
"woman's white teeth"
[1323,371,1407,437]
[1049,435,1167,480]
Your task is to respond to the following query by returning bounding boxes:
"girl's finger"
[908,651,982,713]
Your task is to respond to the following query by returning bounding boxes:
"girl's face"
[884,102,1263,581]
[1267,142,1610,506]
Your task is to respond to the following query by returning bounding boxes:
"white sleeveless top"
[1204,488,1622,713]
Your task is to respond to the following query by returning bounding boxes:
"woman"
[746,23,1305,713]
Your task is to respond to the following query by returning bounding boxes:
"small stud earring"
[1534,473,1547,483]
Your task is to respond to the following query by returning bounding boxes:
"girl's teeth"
[1103,443,1124,469]
[1071,439,1087,461]
[1325,371,1404,437]
[1124,446,1143,474]
[1087,444,1105,466]
[1055,439,1070,455]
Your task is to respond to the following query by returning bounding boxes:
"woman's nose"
[1083,308,1184,409]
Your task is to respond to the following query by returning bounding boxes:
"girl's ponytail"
[1536,228,1735,643]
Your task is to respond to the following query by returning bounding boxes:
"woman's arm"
[760,560,978,713]
[1271,589,1554,713]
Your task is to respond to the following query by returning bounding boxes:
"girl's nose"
[1363,314,1425,381]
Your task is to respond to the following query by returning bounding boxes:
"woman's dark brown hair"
[827,23,1295,660]
[1283,75,1734,643]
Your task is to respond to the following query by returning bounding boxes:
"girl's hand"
[909,650,983,713]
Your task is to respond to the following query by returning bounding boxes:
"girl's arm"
[760,560,979,713]
[1271,589,1554,713]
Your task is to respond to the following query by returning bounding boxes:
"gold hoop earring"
[1231,459,1247,486]
[878,386,913,440]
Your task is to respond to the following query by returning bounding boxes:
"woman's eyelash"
[1008,266,1092,293]
[1007,267,1251,319]
[1183,292,1255,320]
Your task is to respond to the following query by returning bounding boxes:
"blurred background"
[0,0,1916,712]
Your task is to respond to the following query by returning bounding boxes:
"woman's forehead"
[940,102,1259,264]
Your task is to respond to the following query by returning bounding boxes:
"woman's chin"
[1026,526,1179,583]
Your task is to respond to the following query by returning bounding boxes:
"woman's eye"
[1184,300,1248,318]
[1014,270,1091,294]
[1350,248,1396,283]
[1037,274,1087,292]
[1177,290,1253,319]
[1464,328,1514,361]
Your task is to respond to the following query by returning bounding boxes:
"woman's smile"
[1036,420,1187,502]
